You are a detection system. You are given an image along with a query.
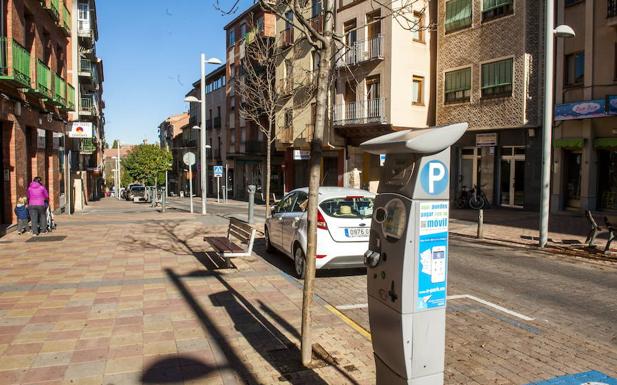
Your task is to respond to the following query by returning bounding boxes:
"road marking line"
[324,304,371,341]
[448,294,535,321]
[336,303,368,310]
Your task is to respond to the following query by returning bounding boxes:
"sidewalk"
[0,198,373,385]
[450,208,617,255]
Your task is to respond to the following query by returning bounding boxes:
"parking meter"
[360,123,467,385]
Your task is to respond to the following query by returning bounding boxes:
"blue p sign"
[421,160,448,195]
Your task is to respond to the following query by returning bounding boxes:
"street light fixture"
[184,54,222,215]
[539,0,575,248]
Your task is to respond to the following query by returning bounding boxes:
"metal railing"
[53,73,66,106]
[78,19,91,37]
[336,35,384,67]
[609,0,617,17]
[79,58,92,74]
[80,95,94,113]
[67,84,75,110]
[0,38,31,87]
[50,0,60,19]
[333,98,386,125]
[36,60,52,97]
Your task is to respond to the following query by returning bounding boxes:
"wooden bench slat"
[204,219,257,268]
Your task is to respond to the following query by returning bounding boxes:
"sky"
[97,0,252,146]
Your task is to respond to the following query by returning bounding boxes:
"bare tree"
[217,0,431,367]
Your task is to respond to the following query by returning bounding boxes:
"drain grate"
[26,235,67,243]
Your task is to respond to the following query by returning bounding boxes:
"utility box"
[360,123,467,385]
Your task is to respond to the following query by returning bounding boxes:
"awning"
[594,137,617,149]
[553,138,584,149]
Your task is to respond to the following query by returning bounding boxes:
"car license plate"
[345,228,370,238]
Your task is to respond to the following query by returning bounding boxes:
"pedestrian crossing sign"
[213,165,223,177]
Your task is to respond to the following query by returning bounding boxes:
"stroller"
[46,204,57,232]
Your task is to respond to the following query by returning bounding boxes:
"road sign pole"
[189,170,194,214]
[217,177,220,203]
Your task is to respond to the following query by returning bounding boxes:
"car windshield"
[132,186,145,191]
[319,196,374,219]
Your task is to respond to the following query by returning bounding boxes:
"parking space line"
[336,303,368,310]
[450,294,535,321]
[325,304,372,341]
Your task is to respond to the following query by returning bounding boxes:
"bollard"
[248,185,256,224]
[161,187,167,213]
[477,208,484,239]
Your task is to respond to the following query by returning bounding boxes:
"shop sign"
[476,133,497,147]
[37,129,46,149]
[69,122,93,138]
[293,150,310,160]
[554,96,617,121]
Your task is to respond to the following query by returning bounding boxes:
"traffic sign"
[183,152,196,166]
[213,165,223,177]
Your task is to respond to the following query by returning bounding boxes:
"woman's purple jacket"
[27,182,49,206]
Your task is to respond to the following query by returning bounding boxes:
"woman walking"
[27,177,49,236]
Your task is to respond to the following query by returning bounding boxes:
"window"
[292,192,308,212]
[565,0,583,7]
[275,192,298,214]
[240,23,247,38]
[412,76,424,105]
[445,0,472,33]
[285,11,293,30]
[344,19,357,45]
[256,17,264,32]
[412,12,424,42]
[284,108,293,128]
[482,0,513,22]
[228,29,236,45]
[320,196,374,219]
[445,67,472,103]
[565,51,584,86]
[481,58,513,98]
[366,76,380,100]
[311,0,322,18]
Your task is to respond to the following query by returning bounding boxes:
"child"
[14,197,29,235]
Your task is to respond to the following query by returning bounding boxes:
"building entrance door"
[564,150,582,209]
[460,147,481,192]
[500,146,525,207]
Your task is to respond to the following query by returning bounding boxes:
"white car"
[265,187,375,278]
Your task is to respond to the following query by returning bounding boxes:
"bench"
[584,210,616,253]
[204,217,256,268]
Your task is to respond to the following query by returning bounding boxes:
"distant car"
[126,185,146,202]
[265,187,375,278]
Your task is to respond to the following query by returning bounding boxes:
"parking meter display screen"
[382,198,407,240]
[383,157,416,189]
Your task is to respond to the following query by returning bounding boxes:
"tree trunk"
[265,128,272,218]
[301,2,334,366]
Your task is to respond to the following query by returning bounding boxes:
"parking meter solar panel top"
[360,123,468,154]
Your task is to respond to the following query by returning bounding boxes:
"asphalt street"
[255,236,617,349]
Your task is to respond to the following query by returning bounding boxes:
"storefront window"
[598,150,617,210]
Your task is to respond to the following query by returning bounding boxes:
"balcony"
[35,60,52,98]
[280,29,293,48]
[80,95,95,115]
[53,73,66,107]
[67,84,75,110]
[609,0,617,26]
[61,4,71,36]
[245,140,266,154]
[333,98,387,126]
[41,0,60,20]
[0,38,32,88]
[336,35,384,67]
[78,18,93,40]
[79,58,92,76]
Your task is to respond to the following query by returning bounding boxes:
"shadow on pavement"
[127,221,362,385]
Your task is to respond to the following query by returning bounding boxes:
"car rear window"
[132,186,145,191]
[319,197,374,219]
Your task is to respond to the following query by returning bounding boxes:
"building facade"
[552,0,617,212]
[69,0,104,208]
[333,0,435,192]
[225,5,284,200]
[158,112,188,195]
[436,0,544,209]
[0,0,74,228]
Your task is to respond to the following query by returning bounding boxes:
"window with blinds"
[481,58,513,98]
[482,0,513,22]
[445,0,472,33]
[445,67,471,104]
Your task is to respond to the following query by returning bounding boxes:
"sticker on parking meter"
[417,201,449,311]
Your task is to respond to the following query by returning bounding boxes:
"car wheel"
[264,228,274,252]
[294,246,306,279]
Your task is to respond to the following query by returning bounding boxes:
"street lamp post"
[184,54,222,215]
[539,2,575,248]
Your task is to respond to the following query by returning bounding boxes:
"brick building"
[0,0,75,229]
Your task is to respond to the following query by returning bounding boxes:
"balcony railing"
[610,0,617,18]
[280,29,293,48]
[79,58,92,75]
[48,0,60,19]
[333,98,387,125]
[0,38,31,87]
[36,60,52,98]
[67,84,75,110]
[78,19,92,37]
[53,73,66,107]
[62,4,71,35]
[336,35,384,67]
[80,95,94,114]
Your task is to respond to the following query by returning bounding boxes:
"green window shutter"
[483,0,512,12]
[445,68,471,92]
[481,59,512,89]
[445,0,472,32]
